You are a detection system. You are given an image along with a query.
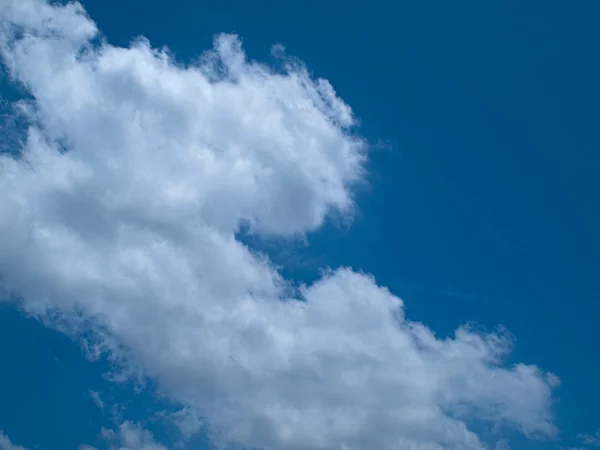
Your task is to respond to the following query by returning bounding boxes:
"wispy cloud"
[101,423,167,450]
[578,429,600,447]
[89,390,104,410]
[79,422,167,450]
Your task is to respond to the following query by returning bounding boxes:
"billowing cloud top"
[0,0,558,449]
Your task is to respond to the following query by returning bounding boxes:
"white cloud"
[0,0,559,449]
[0,432,26,450]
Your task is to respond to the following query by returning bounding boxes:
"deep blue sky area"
[1,1,599,449]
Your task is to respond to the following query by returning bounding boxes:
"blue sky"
[0,1,599,450]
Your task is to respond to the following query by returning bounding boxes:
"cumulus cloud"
[0,432,26,450]
[0,0,559,449]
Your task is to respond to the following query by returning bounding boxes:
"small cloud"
[270,43,286,58]
[101,422,167,450]
[89,390,104,410]
[578,429,600,446]
[0,432,27,450]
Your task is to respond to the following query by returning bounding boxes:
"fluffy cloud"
[0,0,558,449]
[0,432,26,450]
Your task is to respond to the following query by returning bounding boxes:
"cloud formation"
[89,390,105,410]
[578,430,600,447]
[79,422,167,450]
[101,422,168,450]
[0,432,26,450]
[0,0,559,449]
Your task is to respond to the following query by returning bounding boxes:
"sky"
[0,0,599,449]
